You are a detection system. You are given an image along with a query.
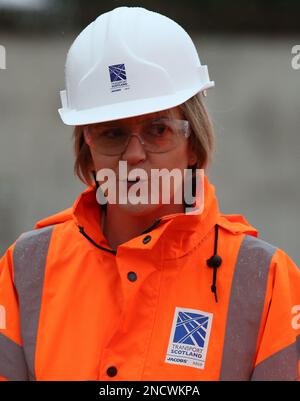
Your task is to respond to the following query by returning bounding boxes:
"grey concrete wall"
[0,33,299,265]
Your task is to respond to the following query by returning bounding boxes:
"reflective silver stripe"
[219,235,276,380]
[251,338,299,380]
[0,333,29,380]
[13,225,54,381]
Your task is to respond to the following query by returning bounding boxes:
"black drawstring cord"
[206,224,222,303]
[84,170,161,251]
[86,170,222,291]
[140,218,162,235]
[78,226,116,255]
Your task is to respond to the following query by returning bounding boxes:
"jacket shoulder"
[34,208,73,229]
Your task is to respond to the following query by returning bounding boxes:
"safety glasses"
[85,117,191,156]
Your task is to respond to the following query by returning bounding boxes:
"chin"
[117,201,161,217]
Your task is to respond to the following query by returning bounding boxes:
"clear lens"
[87,118,190,155]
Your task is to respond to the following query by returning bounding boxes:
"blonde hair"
[73,92,215,186]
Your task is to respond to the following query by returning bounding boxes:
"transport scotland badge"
[165,307,213,370]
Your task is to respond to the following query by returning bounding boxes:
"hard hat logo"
[109,63,130,93]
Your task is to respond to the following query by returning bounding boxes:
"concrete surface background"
[0,33,299,265]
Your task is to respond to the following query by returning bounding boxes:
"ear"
[82,126,95,171]
[187,148,198,167]
[82,125,91,145]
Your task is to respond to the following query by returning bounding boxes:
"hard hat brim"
[58,82,214,126]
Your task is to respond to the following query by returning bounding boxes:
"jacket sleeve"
[251,248,300,380]
[0,244,29,381]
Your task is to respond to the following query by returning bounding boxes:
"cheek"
[150,144,190,171]
[148,146,191,199]
[90,149,117,172]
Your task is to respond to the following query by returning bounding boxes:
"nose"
[121,134,147,165]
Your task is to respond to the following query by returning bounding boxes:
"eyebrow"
[139,115,169,123]
[100,115,170,128]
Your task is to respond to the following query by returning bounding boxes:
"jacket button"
[143,235,152,244]
[127,271,137,282]
[106,366,117,377]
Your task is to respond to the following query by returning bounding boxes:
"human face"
[83,106,197,216]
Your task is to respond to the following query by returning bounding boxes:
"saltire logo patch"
[108,63,130,93]
[165,307,213,370]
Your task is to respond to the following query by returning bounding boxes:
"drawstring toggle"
[206,224,222,303]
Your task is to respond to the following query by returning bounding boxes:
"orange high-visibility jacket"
[0,175,299,381]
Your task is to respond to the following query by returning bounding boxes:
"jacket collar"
[35,175,258,257]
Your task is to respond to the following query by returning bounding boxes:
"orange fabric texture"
[0,175,299,380]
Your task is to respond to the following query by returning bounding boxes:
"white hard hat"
[58,6,215,126]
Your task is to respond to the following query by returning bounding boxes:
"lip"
[119,179,148,188]
[119,179,148,182]
[126,180,147,184]
[127,181,136,187]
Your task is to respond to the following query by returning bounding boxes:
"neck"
[102,202,185,250]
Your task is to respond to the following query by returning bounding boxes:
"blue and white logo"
[108,64,130,92]
[165,307,213,370]
[109,64,126,82]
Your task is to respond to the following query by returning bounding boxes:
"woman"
[0,6,299,381]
